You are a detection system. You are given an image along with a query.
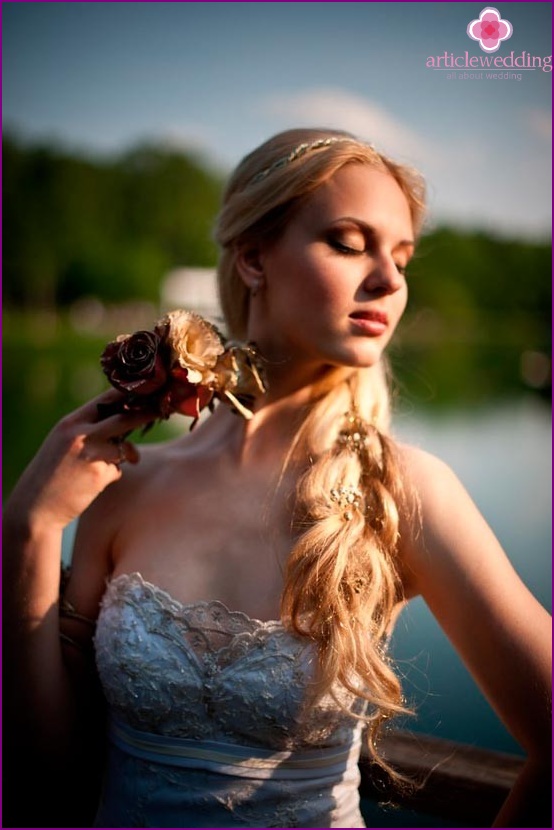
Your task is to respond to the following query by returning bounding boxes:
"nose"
[361,255,404,297]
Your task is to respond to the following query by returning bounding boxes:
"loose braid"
[280,367,412,774]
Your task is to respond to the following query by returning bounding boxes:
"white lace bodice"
[93,572,369,827]
[95,572,368,750]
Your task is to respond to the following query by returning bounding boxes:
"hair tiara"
[250,136,376,185]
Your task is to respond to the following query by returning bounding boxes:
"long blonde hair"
[214,128,425,770]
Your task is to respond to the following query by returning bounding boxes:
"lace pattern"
[94,572,368,751]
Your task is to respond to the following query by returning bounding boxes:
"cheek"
[300,280,341,308]
[269,257,341,311]
[388,287,409,332]
[295,260,349,307]
[397,285,409,314]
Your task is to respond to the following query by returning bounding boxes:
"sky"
[2,1,552,238]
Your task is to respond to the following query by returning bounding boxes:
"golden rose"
[213,343,266,419]
[213,344,264,397]
[158,310,224,385]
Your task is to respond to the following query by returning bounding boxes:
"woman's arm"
[397,445,551,828]
[2,390,151,825]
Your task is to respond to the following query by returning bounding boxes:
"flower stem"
[223,390,254,420]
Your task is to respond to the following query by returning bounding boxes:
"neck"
[192,364,349,468]
[216,389,309,467]
[255,345,354,406]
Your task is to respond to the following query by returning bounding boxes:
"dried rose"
[158,310,224,385]
[159,366,214,420]
[99,309,265,429]
[101,330,168,396]
[213,344,265,397]
[213,343,266,419]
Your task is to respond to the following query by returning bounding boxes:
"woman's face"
[249,163,414,377]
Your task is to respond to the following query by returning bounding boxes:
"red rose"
[159,367,214,420]
[101,330,168,397]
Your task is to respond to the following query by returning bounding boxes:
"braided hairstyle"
[214,128,426,773]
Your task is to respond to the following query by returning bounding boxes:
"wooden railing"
[359,730,526,826]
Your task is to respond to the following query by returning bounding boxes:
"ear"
[235,243,265,291]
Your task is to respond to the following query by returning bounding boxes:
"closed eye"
[327,233,411,274]
[328,238,365,256]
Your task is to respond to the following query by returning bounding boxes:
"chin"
[334,340,387,368]
[326,351,384,372]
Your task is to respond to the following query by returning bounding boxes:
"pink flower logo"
[467,7,513,53]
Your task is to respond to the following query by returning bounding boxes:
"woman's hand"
[5,389,156,533]
[3,388,156,829]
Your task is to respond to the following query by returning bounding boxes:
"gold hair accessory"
[250,136,375,185]
[330,485,363,521]
[352,576,366,594]
[337,411,372,454]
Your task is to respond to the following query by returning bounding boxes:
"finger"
[108,436,140,465]
[122,441,140,465]
[106,436,127,467]
[79,437,138,468]
[90,409,157,441]
[68,387,128,423]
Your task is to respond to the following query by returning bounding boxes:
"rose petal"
[159,309,224,384]
[185,367,204,385]
[176,386,213,418]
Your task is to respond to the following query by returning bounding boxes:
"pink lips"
[349,309,389,337]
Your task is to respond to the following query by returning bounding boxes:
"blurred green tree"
[3,135,223,307]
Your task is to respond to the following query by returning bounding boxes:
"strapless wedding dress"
[94,572,369,827]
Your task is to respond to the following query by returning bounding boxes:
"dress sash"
[109,717,360,781]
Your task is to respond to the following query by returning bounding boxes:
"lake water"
[62,397,551,758]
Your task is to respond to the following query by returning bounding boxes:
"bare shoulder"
[79,436,188,532]
[396,441,461,495]
[391,438,525,603]
[393,441,469,533]
[395,436,492,525]
[66,438,187,613]
[80,439,170,510]
[393,438,548,615]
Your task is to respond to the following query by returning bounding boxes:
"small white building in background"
[161,267,222,325]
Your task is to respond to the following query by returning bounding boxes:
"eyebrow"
[332,216,415,249]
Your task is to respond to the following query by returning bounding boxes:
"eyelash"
[329,239,364,256]
[329,239,408,275]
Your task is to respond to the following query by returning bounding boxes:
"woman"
[4,128,551,828]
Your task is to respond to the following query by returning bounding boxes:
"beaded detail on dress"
[94,572,368,750]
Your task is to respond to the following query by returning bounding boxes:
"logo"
[467,7,513,53]
[425,5,551,79]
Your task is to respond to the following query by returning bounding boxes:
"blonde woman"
[4,129,551,828]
